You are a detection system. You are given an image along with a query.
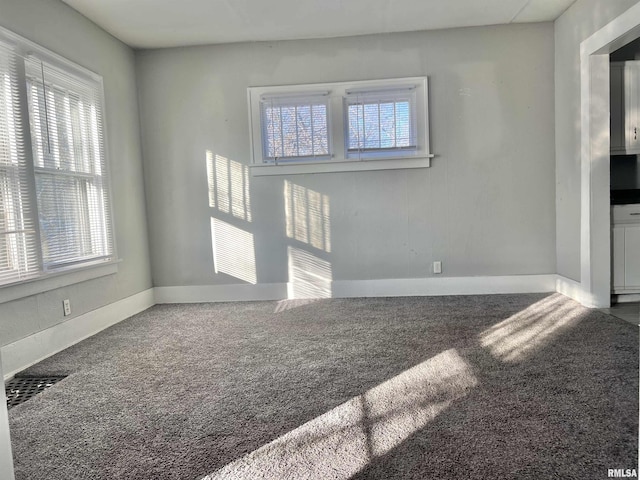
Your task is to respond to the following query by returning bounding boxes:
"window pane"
[262,98,329,159]
[281,106,297,157]
[312,104,328,155]
[379,102,395,148]
[296,105,312,156]
[347,93,416,153]
[36,173,106,265]
[348,104,364,150]
[27,79,96,174]
[265,106,282,158]
[0,173,29,278]
[363,103,380,149]
[396,101,411,147]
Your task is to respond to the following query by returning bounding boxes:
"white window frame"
[248,77,433,176]
[0,26,117,297]
[260,91,332,163]
[344,86,418,160]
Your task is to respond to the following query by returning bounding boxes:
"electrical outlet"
[433,261,442,274]
[63,299,71,316]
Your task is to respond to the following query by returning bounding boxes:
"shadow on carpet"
[7,293,638,480]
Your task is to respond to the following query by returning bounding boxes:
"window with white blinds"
[261,94,330,162]
[248,77,431,173]
[0,27,114,287]
[345,88,418,159]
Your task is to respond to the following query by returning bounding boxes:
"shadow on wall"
[205,151,334,292]
[284,180,333,299]
[206,150,256,284]
[284,180,331,253]
[287,246,331,299]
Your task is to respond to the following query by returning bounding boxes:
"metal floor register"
[5,376,67,409]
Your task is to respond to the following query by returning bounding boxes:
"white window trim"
[0,26,118,295]
[259,91,332,163]
[247,77,433,176]
[0,259,119,304]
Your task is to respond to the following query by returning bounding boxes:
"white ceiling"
[61,0,577,49]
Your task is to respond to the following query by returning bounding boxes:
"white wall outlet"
[433,261,442,274]
[63,299,71,316]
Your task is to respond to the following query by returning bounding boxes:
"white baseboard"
[554,275,606,308]
[614,293,640,303]
[155,275,556,303]
[331,274,557,298]
[1,288,155,380]
[154,283,288,303]
[555,275,585,303]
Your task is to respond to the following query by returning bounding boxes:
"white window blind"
[345,88,417,159]
[25,58,113,268]
[0,27,115,287]
[260,93,330,162]
[0,42,39,285]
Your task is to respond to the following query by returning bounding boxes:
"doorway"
[580,3,640,308]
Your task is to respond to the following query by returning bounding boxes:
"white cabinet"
[612,204,640,294]
[610,61,640,155]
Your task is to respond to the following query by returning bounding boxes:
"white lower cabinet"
[612,205,640,294]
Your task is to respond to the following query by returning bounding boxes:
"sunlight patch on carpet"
[479,294,587,363]
[201,349,477,480]
[274,298,321,313]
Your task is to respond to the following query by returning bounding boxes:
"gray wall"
[137,23,556,289]
[554,0,639,281]
[0,0,152,346]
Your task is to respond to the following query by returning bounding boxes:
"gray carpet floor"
[6,293,639,480]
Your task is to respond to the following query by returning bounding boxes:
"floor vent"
[5,376,68,409]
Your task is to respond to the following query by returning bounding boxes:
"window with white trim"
[0,27,115,287]
[261,93,330,162]
[248,77,431,174]
[345,87,417,159]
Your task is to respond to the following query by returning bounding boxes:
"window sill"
[0,260,120,304]
[250,156,432,177]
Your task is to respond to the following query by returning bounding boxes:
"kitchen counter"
[611,189,640,205]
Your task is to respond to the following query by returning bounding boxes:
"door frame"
[579,3,640,308]
[0,356,15,480]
